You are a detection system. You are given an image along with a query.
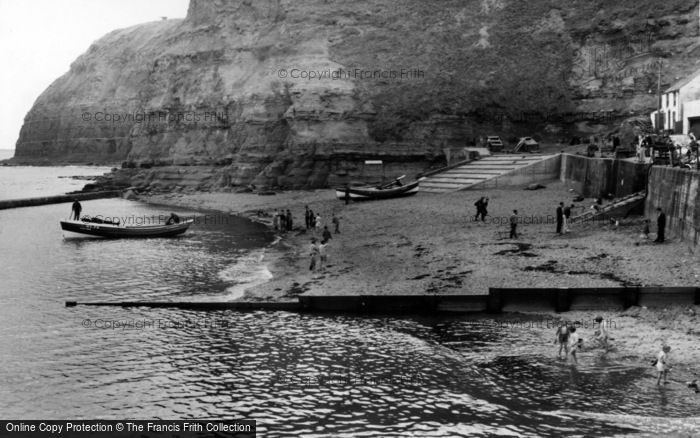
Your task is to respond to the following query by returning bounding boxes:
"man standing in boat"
[71,199,82,220]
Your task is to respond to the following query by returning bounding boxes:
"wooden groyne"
[0,190,122,210]
[490,287,699,313]
[66,300,301,311]
[65,287,700,314]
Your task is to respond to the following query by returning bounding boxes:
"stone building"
[651,66,700,136]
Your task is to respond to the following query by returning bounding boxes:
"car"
[514,137,540,153]
[485,136,504,152]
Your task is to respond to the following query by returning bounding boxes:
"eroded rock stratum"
[13,0,700,189]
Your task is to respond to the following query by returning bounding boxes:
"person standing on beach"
[563,204,572,233]
[71,200,82,220]
[510,210,519,239]
[279,210,287,233]
[344,184,351,205]
[332,214,340,234]
[305,206,311,230]
[286,209,293,231]
[655,345,671,385]
[309,238,320,271]
[474,197,488,222]
[318,240,328,270]
[308,209,315,229]
[273,212,280,231]
[655,208,666,243]
[556,202,564,234]
[322,225,332,242]
[554,322,570,359]
[315,213,322,232]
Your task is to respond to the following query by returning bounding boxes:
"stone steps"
[420,154,555,193]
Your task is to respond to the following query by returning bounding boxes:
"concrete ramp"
[421,154,559,193]
[571,191,646,223]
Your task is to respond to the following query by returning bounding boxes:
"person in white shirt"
[593,316,609,349]
[568,326,580,364]
[318,241,327,269]
[656,345,671,385]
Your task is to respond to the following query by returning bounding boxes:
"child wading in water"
[554,322,570,359]
[592,316,609,350]
[655,345,671,385]
[568,326,581,364]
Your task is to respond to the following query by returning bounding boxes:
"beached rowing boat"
[60,218,194,238]
[335,178,421,201]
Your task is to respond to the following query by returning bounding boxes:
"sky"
[0,0,189,150]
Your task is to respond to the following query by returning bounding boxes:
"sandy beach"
[145,180,700,297]
[143,182,700,371]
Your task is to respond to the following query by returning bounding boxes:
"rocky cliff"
[13,0,700,189]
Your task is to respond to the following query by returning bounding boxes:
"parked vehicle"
[485,136,504,152]
[514,137,540,153]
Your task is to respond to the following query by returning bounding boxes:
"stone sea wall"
[560,154,648,198]
[646,166,700,245]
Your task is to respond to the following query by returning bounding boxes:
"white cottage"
[651,66,700,136]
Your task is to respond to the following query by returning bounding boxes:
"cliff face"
[14,0,700,189]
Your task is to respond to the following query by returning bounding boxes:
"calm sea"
[0,158,698,437]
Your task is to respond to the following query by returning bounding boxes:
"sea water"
[0,159,698,437]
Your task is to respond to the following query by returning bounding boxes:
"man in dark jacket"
[322,226,332,243]
[556,202,564,234]
[286,209,293,231]
[71,200,82,220]
[474,197,484,221]
[510,210,519,239]
[474,197,489,222]
[563,204,573,233]
[655,208,666,243]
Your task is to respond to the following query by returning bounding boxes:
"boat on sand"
[335,176,421,201]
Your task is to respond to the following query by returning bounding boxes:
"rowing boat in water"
[60,218,194,238]
[335,178,421,201]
